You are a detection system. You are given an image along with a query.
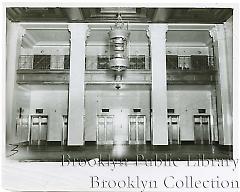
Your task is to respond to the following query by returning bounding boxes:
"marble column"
[149,24,168,145]
[67,24,88,145]
[6,20,25,145]
[210,24,233,145]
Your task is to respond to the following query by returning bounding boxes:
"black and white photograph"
[1,1,239,191]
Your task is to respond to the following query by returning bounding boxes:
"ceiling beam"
[64,8,84,21]
[153,8,169,22]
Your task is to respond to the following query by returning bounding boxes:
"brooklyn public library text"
[90,176,239,190]
[62,154,239,171]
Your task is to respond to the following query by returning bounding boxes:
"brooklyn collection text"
[90,176,239,190]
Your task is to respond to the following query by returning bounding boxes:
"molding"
[19,23,217,31]
[35,41,70,46]
[20,23,69,30]
[21,31,37,48]
[86,42,149,46]
[166,42,207,47]
[88,23,149,30]
[85,81,151,85]
[168,24,216,31]
[86,28,91,39]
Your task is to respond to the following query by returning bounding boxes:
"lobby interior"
[6,7,233,161]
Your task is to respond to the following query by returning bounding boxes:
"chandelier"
[108,14,130,73]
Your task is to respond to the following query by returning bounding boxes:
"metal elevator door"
[16,115,29,143]
[30,115,48,145]
[128,115,146,144]
[62,115,68,145]
[194,115,211,144]
[97,115,114,144]
[168,115,180,144]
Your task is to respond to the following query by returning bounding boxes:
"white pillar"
[149,24,168,145]
[210,24,233,145]
[6,20,24,145]
[68,24,88,145]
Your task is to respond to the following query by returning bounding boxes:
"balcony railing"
[18,55,216,72]
[86,55,151,70]
[18,55,70,70]
[166,55,216,71]
[18,55,150,71]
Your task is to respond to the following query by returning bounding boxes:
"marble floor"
[6,142,233,162]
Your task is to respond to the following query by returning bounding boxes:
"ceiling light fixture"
[109,13,130,73]
[109,13,130,89]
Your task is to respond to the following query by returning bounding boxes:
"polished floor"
[6,142,233,162]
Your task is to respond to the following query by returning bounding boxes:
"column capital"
[209,26,218,42]
[148,24,168,36]
[68,23,88,31]
[68,23,89,41]
[209,24,225,42]
[19,25,26,37]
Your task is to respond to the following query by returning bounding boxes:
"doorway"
[97,108,129,144]
[112,108,129,144]
[29,115,48,145]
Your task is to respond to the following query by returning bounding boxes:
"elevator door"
[129,115,146,144]
[168,115,180,144]
[97,115,114,144]
[62,115,68,145]
[194,115,211,144]
[30,115,48,145]
[112,108,129,144]
[16,115,29,143]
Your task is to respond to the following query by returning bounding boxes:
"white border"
[1,1,239,192]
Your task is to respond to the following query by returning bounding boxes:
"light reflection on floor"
[112,144,128,158]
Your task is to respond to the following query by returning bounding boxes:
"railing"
[18,55,216,72]
[18,55,70,70]
[85,55,151,70]
[166,55,216,71]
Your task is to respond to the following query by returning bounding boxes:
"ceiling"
[22,28,212,47]
[166,31,211,46]
[22,29,70,47]
[7,7,232,24]
[27,29,70,42]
